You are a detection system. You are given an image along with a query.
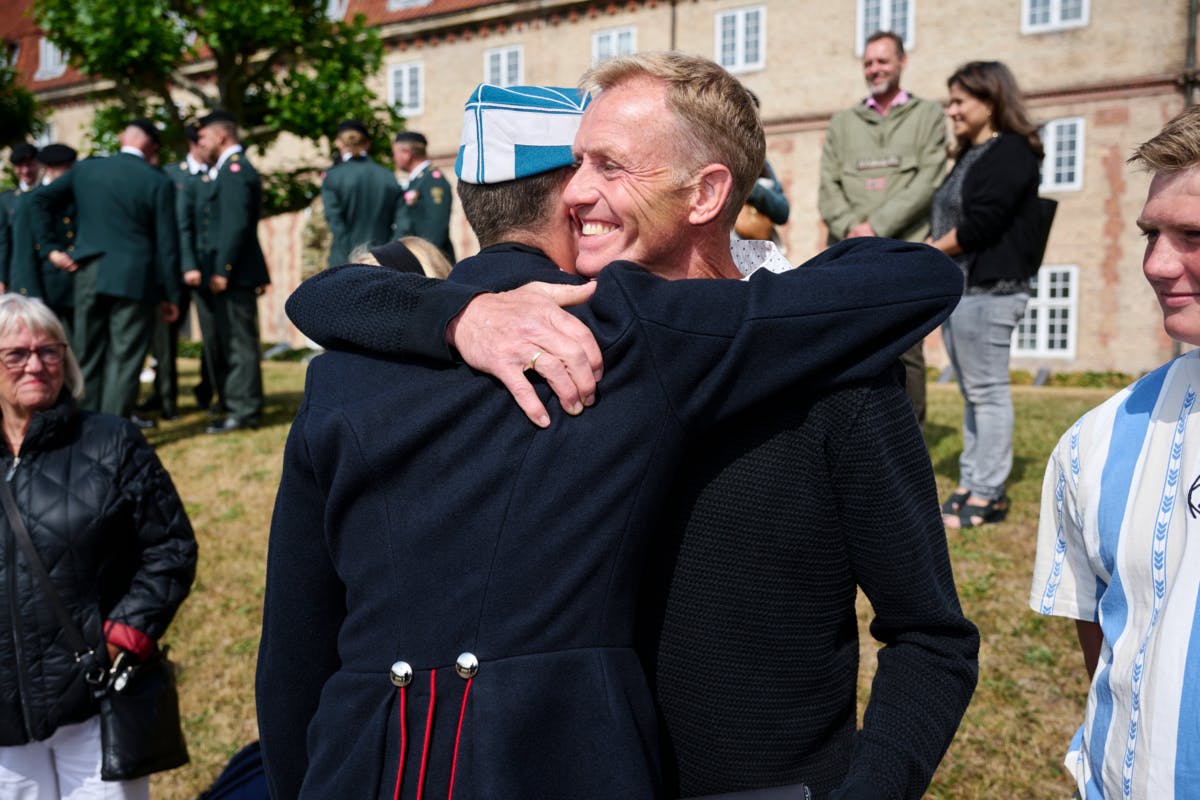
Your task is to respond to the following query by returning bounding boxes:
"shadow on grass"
[145,390,305,448]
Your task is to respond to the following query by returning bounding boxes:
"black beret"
[9,143,38,164]
[368,240,423,275]
[337,119,369,138]
[393,131,427,147]
[37,143,76,167]
[183,123,199,143]
[128,118,162,145]
[198,109,237,129]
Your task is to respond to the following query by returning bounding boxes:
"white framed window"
[592,26,636,65]
[1040,117,1084,192]
[484,46,522,87]
[34,37,67,80]
[388,61,423,116]
[715,6,765,73]
[1013,265,1077,358]
[325,0,349,20]
[1022,0,1088,33]
[0,43,18,70]
[856,0,914,55]
[386,0,432,10]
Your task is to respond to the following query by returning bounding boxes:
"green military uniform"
[394,162,454,262]
[322,155,401,267]
[194,148,269,426]
[8,186,76,339]
[30,152,180,418]
[0,186,29,289]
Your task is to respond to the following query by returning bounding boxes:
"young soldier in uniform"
[393,130,455,262]
[322,119,400,267]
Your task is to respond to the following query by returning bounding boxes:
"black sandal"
[954,495,1009,528]
[941,489,971,515]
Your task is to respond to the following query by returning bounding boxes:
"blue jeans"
[941,292,1029,502]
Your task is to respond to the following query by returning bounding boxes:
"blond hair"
[348,238,453,279]
[580,52,765,227]
[1129,106,1200,175]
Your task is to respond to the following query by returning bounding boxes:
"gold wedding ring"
[528,350,543,371]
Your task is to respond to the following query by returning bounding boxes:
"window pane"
[505,51,519,86]
[617,30,633,55]
[1054,122,1078,185]
[1029,0,1051,25]
[1060,0,1084,21]
[719,15,737,67]
[863,0,882,39]
[744,10,761,65]
[890,0,909,40]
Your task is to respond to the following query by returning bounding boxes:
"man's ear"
[688,164,734,226]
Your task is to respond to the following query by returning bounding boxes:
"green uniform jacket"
[196,152,270,288]
[172,160,209,276]
[9,185,75,309]
[322,155,401,267]
[818,97,947,244]
[394,164,454,261]
[0,187,29,287]
[30,153,181,304]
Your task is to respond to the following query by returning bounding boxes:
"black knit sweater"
[637,368,979,799]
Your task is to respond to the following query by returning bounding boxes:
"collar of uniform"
[731,240,792,279]
[214,144,244,174]
[186,153,207,175]
[408,160,431,180]
[449,242,583,291]
[119,146,146,159]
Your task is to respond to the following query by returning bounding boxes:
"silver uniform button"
[455,652,478,680]
[389,661,413,687]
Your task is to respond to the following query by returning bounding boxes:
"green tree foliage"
[33,0,402,214]
[0,56,41,152]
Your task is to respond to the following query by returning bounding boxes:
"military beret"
[455,84,590,185]
[394,131,428,147]
[368,240,423,275]
[198,110,237,129]
[183,123,199,144]
[9,143,38,165]
[337,120,369,138]
[129,118,162,145]
[37,144,76,167]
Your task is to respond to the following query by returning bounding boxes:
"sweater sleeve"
[956,135,1040,253]
[828,377,979,800]
[256,400,347,800]
[817,116,859,240]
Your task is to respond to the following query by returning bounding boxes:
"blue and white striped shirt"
[1031,350,1200,799]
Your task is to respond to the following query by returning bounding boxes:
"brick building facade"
[3,0,1193,369]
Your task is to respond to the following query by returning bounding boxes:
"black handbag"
[0,478,189,780]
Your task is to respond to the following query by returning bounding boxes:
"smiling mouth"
[581,222,617,236]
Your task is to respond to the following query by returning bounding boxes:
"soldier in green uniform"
[139,124,212,420]
[393,131,455,262]
[0,143,41,292]
[322,120,400,267]
[30,120,181,425]
[8,144,77,339]
[194,110,270,434]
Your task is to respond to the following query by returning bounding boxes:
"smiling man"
[284,54,977,799]
[1031,106,1200,799]
[818,30,947,427]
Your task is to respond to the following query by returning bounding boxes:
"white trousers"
[0,716,150,799]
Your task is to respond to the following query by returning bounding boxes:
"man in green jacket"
[8,144,77,338]
[393,131,455,262]
[193,110,270,433]
[30,121,181,424]
[0,143,41,293]
[323,120,401,267]
[818,30,947,427]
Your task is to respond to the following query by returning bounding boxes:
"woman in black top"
[928,61,1044,528]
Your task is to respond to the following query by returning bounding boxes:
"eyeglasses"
[0,344,67,370]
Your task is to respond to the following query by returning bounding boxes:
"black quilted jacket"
[0,393,196,745]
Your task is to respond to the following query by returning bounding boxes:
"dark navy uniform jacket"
[258,239,961,800]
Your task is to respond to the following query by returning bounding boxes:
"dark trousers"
[194,285,262,422]
[73,263,155,418]
[899,339,926,429]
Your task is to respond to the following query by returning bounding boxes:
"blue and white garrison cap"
[455,84,590,185]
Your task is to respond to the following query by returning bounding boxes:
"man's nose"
[562,165,595,207]
[1144,238,1182,281]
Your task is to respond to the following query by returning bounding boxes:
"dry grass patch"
[148,363,1120,797]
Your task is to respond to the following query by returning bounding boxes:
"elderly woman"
[928,61,1045,529]
[0,295,196,798]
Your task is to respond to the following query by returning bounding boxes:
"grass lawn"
[147,360,1114,798]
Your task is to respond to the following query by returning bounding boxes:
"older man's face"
[563,76,697,280]
[1140,165,1200,347]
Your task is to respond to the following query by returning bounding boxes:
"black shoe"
[135,395,163,413]
[129,414,157,430]
[204,416,258,435]
[192,384,213,412]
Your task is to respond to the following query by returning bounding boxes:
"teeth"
[581,222,616,236]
